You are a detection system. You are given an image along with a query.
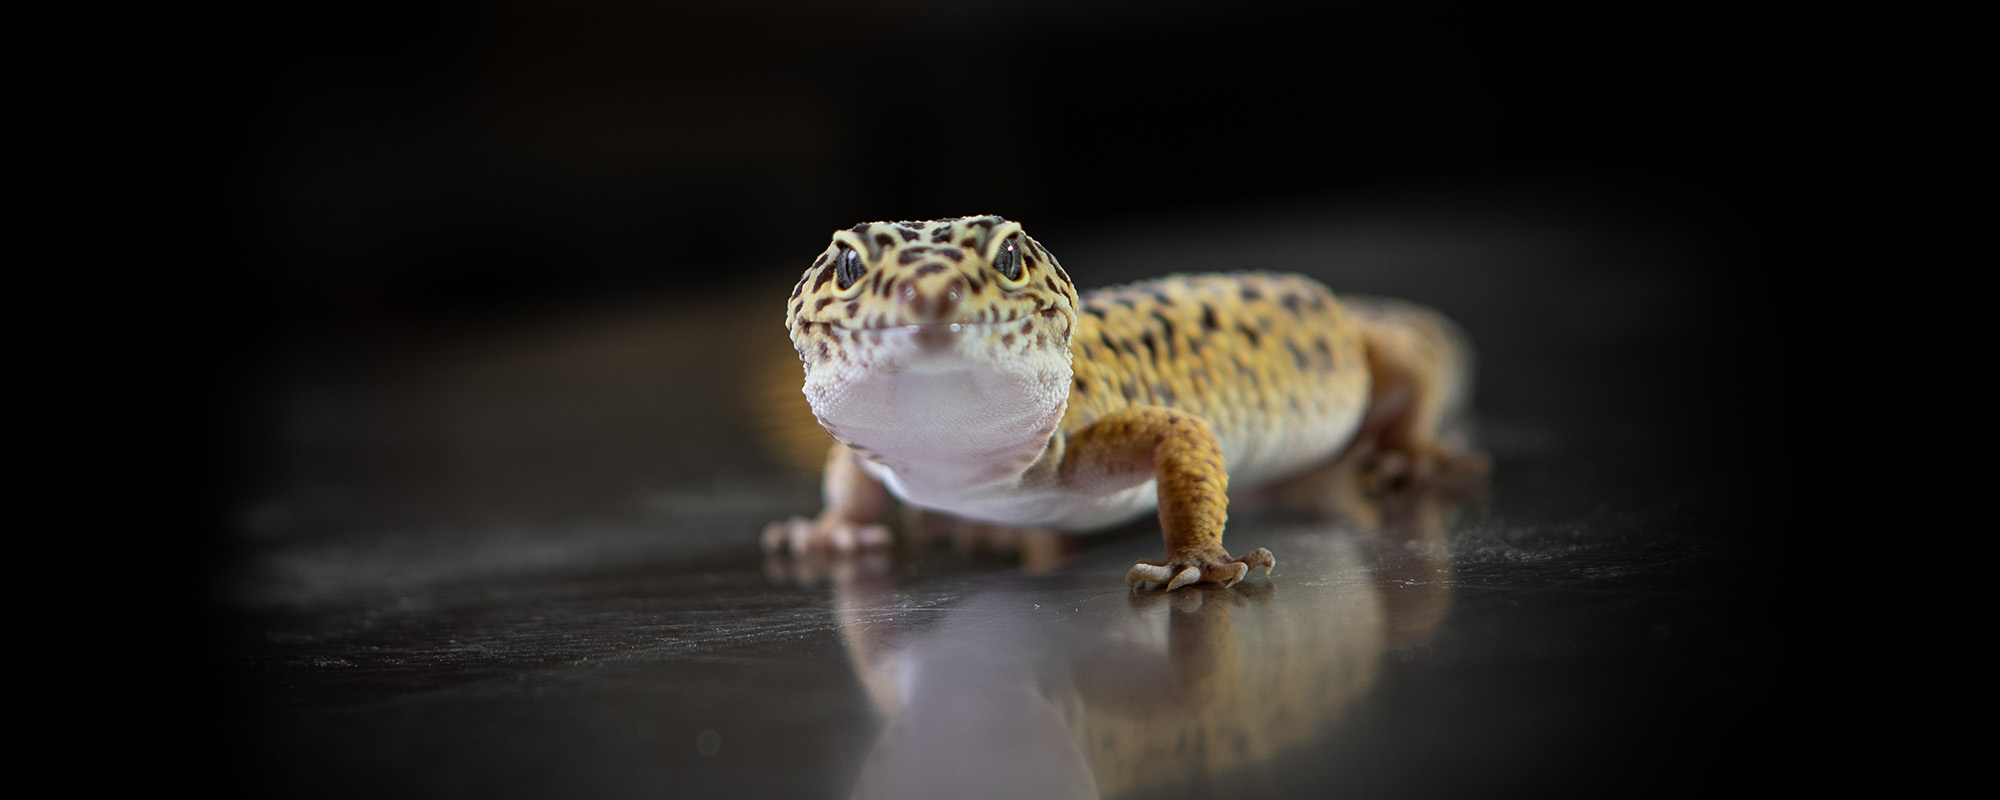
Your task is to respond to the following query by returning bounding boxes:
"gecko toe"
[763,517,892,555]
[1128,548,1275,592]
[760,518,804,553]
[1127,562,1176,587]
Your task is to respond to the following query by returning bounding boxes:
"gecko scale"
[765,216,1480,590]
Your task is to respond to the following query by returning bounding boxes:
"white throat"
[803,326,1070,494]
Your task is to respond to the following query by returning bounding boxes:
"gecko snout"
[897,272,966,324]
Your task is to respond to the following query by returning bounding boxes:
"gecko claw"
[1126,562,1176,588]
[1126,548,1276,591]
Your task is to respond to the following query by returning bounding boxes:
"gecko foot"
[1126,547,1276,591]
[761,516,893,554]
[1363,444,1490,495]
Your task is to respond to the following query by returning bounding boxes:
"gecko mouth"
[798,308,1068,364]
[802,307,1065,332]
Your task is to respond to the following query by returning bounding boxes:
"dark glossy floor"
[208,191,1803,799]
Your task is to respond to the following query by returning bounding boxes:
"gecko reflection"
[788,459,1471,800]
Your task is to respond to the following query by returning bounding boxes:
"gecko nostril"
[938,276,964,314]
[899,273,965,322]
[896,280,933,320]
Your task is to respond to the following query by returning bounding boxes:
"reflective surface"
[210,192,1802,798]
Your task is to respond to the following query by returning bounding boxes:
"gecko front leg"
[763,442,894,553]
[1058,406,1275,591]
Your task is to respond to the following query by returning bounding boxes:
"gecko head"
[785,215,1080,379]
[785,216,1079,466]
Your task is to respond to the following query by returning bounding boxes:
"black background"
[206,1,1787,338]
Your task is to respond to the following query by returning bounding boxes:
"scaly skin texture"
[765,215,1480,590]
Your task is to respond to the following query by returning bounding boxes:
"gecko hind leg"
[1346,296,1490,494]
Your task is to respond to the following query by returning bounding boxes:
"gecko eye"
[993,235,1026,285]
[834,244,867,290]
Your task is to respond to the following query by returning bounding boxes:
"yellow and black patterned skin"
[768,215,1477,590]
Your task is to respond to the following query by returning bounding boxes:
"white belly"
[862,459,1160,532]
[861,398,1366,534]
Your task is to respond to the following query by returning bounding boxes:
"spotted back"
[1065,273,1372,487]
